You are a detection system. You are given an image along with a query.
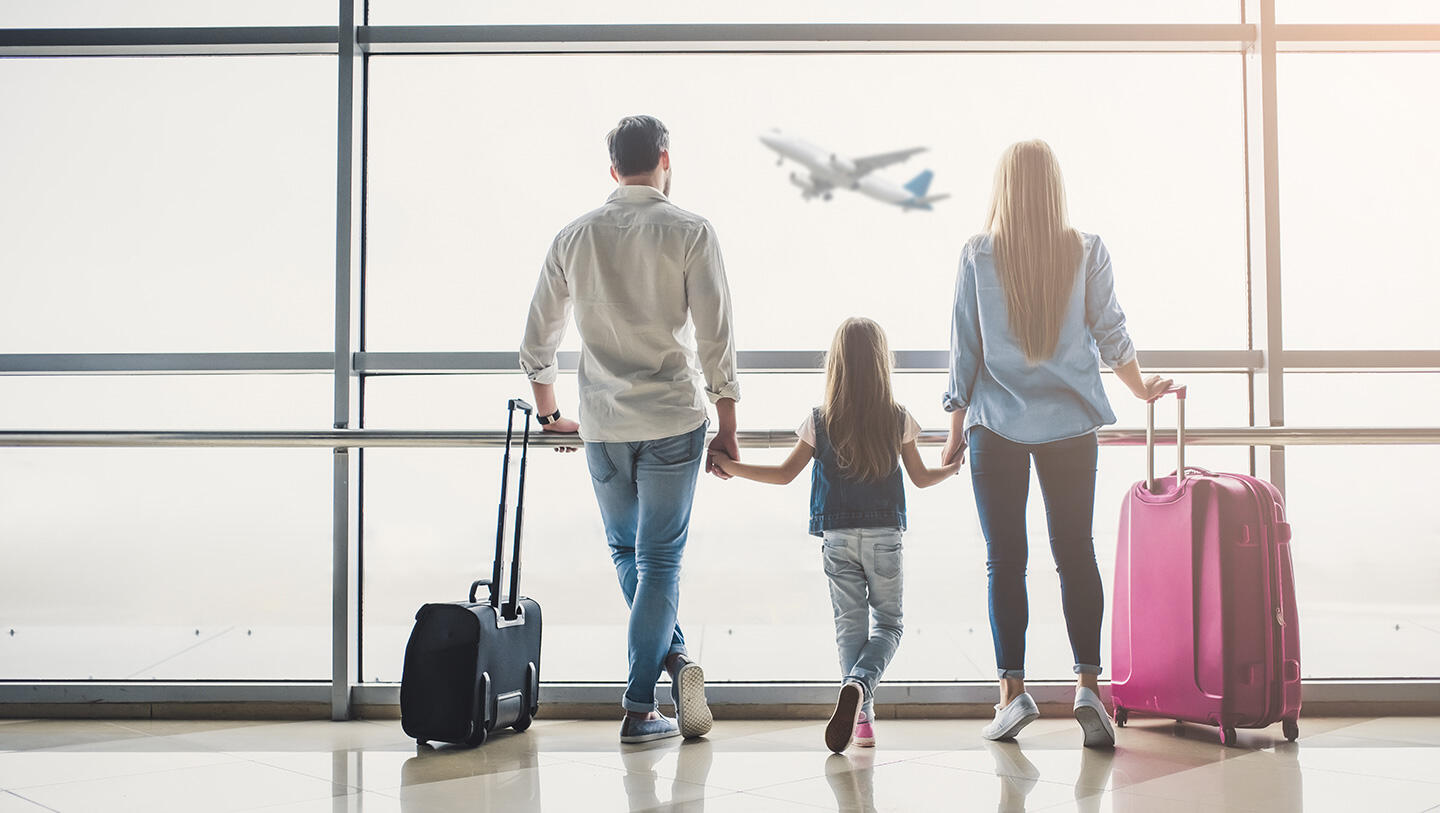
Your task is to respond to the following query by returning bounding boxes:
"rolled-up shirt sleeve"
[943,244,982,412]
[1083,236,1137,369]
[518,240,571,384]
[685,221,741,404]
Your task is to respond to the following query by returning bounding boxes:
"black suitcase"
[400,398,543,747]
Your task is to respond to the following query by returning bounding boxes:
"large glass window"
[1277,54,1440,351]
[0,57,337,354]
[0,375,335,680]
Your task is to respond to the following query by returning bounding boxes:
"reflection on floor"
[1,715,1439,812]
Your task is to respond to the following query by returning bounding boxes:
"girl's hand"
[709,450,735,474]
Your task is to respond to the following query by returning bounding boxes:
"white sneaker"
[982,692,1040,741]
[670,656,713,739]
[1073,687,1116,748]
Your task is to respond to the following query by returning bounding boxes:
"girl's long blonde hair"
[822,317,904,483]
[986,139,1082,364]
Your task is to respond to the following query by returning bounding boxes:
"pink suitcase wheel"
[1283,718,1299,742]
[1114,707,1128,727]
[1219,726,1238,747]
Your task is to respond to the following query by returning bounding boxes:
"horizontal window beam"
[0,352,336,374]
[7,350,1440,376]
[2,427,1437,449]
[7,24,1440,58]
[0,26,339,56]
[1276,23,1440,52]
[0,350,1269,375]
[3,680,1437,709]
[360,23,1256,54]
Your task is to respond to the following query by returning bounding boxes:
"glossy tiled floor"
[2,715,1439,812]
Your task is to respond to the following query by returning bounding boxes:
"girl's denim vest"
[809,407,907,537]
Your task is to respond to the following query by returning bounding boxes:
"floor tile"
[0,749,239,791]
[18,760,346,813]
[0,791,53,813]
[386,759,722,813]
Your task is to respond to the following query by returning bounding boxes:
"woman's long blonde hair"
[822,317,904,483]
[986,139,1082,364]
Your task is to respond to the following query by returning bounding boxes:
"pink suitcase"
[1111,386,1301,746]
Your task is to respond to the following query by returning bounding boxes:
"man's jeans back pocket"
[650,424,706,466]
[586,442,618,484]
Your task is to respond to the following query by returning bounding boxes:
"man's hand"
[541,418,581,453]
[707,430,738,479]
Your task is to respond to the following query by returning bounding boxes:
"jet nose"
[758,130,780,147]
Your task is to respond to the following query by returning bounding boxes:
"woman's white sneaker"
[1073,687,1116,748]
[982,692,1040,741]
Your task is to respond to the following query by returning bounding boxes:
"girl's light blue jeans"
[821,526,905,718]
[586,423,707,714]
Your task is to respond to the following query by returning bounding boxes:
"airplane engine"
[828,154,856,175]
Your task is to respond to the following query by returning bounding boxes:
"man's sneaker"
[670,655,713,739]
[1073,687,1116,748]
[620,713,680,744]
[981,692,1040,741]
[825,681,864,753]
[853,712,876,748]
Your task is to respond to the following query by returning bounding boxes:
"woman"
[940,140,1171,747]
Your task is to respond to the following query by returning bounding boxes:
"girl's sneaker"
[825,682,863,753]
[853,713,876,748]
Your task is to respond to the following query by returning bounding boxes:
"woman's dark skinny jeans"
[969,426,1103,679]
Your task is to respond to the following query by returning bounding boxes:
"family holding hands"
[519,115,1172,753]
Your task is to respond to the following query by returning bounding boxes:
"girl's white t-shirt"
[797,405,923,448]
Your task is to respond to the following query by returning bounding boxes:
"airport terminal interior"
[2,2,1438,811]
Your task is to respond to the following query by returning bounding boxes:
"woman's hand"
[541,418,581,453]
[941,433,967,467]
[1137,375,1175,402]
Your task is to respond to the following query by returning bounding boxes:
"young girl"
[712,317,961,752]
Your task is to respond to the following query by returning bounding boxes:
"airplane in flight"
[758,129,950,211]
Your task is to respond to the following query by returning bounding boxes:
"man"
[520,115,741,743]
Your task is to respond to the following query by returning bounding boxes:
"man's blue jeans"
[585,422,706,713]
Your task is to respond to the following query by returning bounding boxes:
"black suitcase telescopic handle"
[490,398,533,617]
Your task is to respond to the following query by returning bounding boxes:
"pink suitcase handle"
[1146,384,1187,493]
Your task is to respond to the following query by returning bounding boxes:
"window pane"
[0,448,332,680]
[365,54,1248,354]
[1278,54,1440,351]
[360,373,1252,683]
[0,375,333,429]
[1285,447,1440,679]
[1285,373,1440,428]
[369,1,1235,25]
[0,1,334,27]
[0,57,336,353]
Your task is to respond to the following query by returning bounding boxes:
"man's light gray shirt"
[520,185,740,443]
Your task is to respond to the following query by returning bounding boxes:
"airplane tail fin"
[903,169,934,198]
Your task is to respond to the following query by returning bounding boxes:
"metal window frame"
[2,16,1439,719]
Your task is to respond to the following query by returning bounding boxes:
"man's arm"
[520,242,580,445]
[685,222,741,477]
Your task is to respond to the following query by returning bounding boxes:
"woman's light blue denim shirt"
[943,232,1135,445]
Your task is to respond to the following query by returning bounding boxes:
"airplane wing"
[851,147,927,176]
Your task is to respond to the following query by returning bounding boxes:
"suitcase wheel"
[464,724,489,747]
[1114,707,1128,727]
[1219,726,1238,747]
[513,710,533,733]
[1283,718,1299,742]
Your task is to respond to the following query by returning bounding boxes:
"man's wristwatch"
[537,410,562,426]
